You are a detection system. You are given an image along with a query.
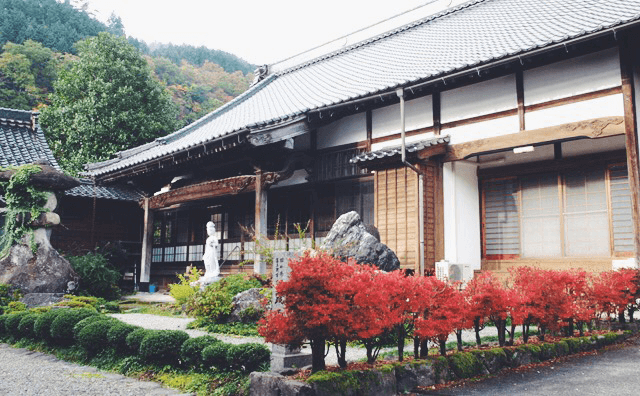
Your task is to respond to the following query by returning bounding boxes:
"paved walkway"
[0,344,185,396]
[419,336,640,395]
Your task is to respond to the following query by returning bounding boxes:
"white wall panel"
[478,144,555,169]
[524,47,621,106]
[562,135,626,158]
[443,161,481,269]
[444,116,519,145]
[441,74,517,123]
[317,112,366,149]
[372,95,433,139]
[525,94,624,131]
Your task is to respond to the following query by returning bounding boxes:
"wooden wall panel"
[375,167,420,270]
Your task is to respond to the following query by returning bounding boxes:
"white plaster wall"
[444,115,520,145]
[317,112,366,149]
[370,131,436,152]
[562,135,626,158]
[525,94,624,131]
[477,144,555,169]
[441,74,517,123]
[443,161,481,269]
[372,96,433,138]
[523,47,621,106]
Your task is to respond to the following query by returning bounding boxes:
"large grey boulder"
[0,229,77,294]
[321,211,400,271]
[227,288,267,323]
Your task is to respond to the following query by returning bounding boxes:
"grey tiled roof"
[64,179,144,202]
[86,0,640,177]
[350,136,451,164]
[0,108,60,169]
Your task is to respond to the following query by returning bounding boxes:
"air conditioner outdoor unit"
[435,260,473,283]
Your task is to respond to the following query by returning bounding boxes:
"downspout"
[396,88,425,275]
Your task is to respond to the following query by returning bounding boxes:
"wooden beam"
[366,110,372,151]
[416,143,448,160]
[139,197,154,284]
[516,70,525,131]
[620,38,640,262]
[445,116,625,161]
[254,169,268,274]
[146,175,257,209]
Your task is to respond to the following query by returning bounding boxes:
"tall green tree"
[40,32,178,175]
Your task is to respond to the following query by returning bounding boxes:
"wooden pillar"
[254,169,268,274]
[620,38,640,263]
[516,70,526,131]
[140,197,154,286]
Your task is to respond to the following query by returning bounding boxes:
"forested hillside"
[0,0,254,128]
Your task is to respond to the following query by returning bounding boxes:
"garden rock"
[0,229,77,293]
[320,211,400,271]
[227,288,266,323]
[20,292,65,307]
[395,363,435,392]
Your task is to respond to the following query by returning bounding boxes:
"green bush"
[186,274,262,322]
[77,320,119,354]
[126,328,155,352]
[169,283,198,305]
[202,342,230,368]
[34,309,65,341]
[448,352,482,379]
[180,335,221,368]
[226,343,270,372]
[0,283,22,314]
[50,308,98,344]
[139,330,190,364]
[5,312,29,338]
[17,313,38,339]
[102,301,120,313]
[106,322,139,352]
[0,315,6,336]
[73,314,116,339]
[68,252,121,299]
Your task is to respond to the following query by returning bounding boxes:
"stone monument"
[0,161,80,304]
[270,251,312,372]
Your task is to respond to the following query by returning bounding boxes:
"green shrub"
[34,309,65,341]
[17,313,38,339]
[73,314,115,339]
[50,308,98,344]
[139,330,190,364]
[556,340,569,356]
[604,332,619,345]
[0,315,6,336]
[540,343,556,360]
[169,283,198,305]
[180,336,221,368]
[102,301,120,313]
[126,328,155,352]
[226,343,270,372]
[448,352,482,379]
[202,342,230,368]
[186,274,262,322]
[54,300,95,309]
[68,252,121,299]
[565,338,581,353]
[0,283,22,314]
[5,312,29,338]
[106,322,139,352]
[77,320,119,354]
[7,301,26,313]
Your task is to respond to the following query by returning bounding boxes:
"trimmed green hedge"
[50,308,98,344]
[77,320,119,354]
[181,335,220,368]
[139,330,190,365]
[125,328,155,353]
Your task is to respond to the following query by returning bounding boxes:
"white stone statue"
[201,221,220,282]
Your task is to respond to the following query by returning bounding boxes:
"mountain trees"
[40,33,178,175]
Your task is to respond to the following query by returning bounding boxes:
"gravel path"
[0,344,185,396]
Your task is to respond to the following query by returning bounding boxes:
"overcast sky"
[86,0,454,66]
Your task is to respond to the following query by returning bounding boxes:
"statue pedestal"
[270,344,312,372]
[191,275,221,290]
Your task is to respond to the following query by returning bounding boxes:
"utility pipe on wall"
[396,88,426,275]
